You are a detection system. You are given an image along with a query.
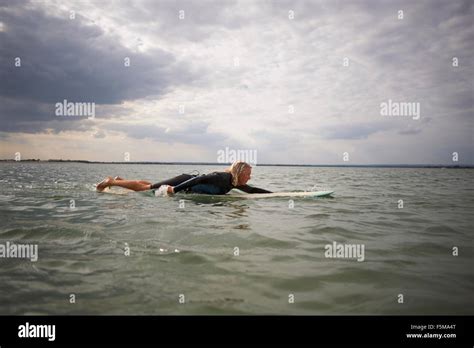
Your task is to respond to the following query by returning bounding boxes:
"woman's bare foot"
[114,176,124,180]
[96,176,114,192]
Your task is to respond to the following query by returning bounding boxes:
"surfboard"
[228,190,334,199]
[101,187,334,198]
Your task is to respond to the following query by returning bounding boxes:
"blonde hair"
[225,161,251,186]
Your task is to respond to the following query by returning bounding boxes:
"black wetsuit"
[150,172,271,195]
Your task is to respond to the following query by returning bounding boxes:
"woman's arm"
[234,184,272,194]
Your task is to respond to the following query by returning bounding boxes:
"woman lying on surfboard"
[96,161,271,195]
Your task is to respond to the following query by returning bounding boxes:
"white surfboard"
[101,187,334,198]
[228,190,334,199]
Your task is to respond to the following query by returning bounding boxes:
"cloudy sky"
[0,0,472,164]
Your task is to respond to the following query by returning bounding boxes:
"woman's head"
[226,161,252,186]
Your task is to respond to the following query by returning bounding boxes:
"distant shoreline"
[0,159,472,168]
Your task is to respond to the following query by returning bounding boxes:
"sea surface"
[0,162,473,315]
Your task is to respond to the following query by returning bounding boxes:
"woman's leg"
[109,179,151,191]
[97,173,197,192]
[96,176,151,192]
[114,176,151,185]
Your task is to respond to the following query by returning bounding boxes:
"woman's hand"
[154,185,174,196]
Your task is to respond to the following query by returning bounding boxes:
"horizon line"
[0,159,472,168]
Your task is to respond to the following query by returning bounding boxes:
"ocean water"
[0,162,473,315]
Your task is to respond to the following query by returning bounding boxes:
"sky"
[0,0,472,165]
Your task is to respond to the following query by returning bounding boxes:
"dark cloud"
[0,1,197,133]
[0,96,90,133]
[0,95,139,133]
[0,4,194,103]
